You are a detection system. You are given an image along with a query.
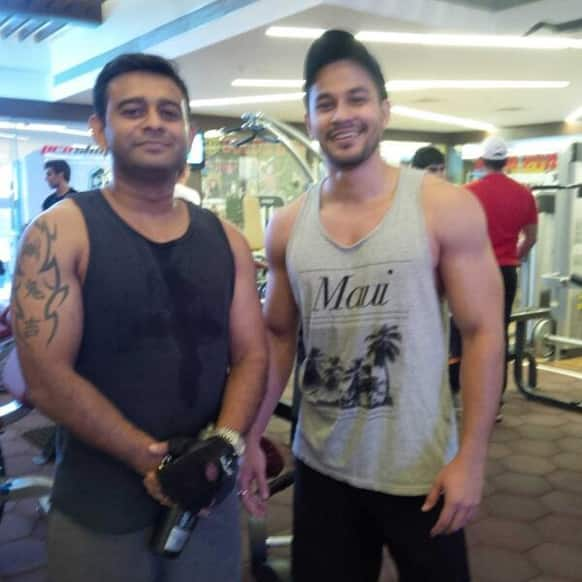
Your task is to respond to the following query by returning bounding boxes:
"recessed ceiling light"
[356,30,582,50]
[232,78,569,91]
[265,26,582,50]
[189,92,305,108]
[232,79,304,88]
[0,121,90,136]
[391,105,496,132]
[266,26,325,39]
[565,106,582,123]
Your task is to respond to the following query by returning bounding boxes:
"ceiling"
[3,0,582,134]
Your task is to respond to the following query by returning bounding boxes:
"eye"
[160,107,182,121]
[120,106,143,118]
[316,100,334,112]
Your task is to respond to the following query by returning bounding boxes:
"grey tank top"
[287,166,458,495]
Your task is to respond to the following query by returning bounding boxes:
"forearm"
[247,331,297,441]
[24,361,156,473]
[517,239,535,261]
[458,329,503,460]
[216,350,268,435]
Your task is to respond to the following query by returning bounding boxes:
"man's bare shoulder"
[265,193,308,262]
[421,174,487,245]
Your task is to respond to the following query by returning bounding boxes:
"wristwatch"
[203,425,246,457]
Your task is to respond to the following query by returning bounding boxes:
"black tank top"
[51,190,234,533]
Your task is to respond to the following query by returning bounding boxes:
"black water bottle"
[151,506,198,558]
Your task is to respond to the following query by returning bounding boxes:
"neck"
[56,183,70,196]
[325,152,392,201]
[107,166,177,215]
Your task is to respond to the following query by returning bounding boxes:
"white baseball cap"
[482,136,508,161]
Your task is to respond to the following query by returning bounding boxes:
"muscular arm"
[12,204,162,475]
[439,191,504,458]
[517,223,537,261]
[247,204,300,441]
[424,181,504,534]
[215,221,268,434]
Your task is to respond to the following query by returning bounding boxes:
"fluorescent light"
[266,26,325,39]
[356,31,582,50]
[232,79,304,89]
[189,92,304,108]
[232,78,569,91]
[265,27,582,50]
[391,105,496,132]
[565,105,582,123]
[0,121,90,137]
[386,80,569,90]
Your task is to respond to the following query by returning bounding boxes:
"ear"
[304,111,313,139]
[89,114,107,151]
[381,99,390,128]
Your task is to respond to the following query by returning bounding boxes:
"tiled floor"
[1,363,582,581]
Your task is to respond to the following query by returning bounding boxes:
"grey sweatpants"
[47,490,241,582]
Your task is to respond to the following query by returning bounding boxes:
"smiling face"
[305,59,390,171]
[90,71,192,179]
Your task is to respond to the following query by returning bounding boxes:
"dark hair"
[93,53,191,120]
[411,146,445,170]
[304,29,387,104]
[44,160,71,182]
[484,159,507,171]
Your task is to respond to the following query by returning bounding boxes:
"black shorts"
[292,460,470,582]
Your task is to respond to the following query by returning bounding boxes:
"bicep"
[439,205,503,334]
[11,215,83,376]
[224,224,267,364]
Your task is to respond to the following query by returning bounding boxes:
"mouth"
[328,126,364,145]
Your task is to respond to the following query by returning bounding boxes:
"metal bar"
[0,400,30,429]
[18,19,48,41]
[510,308,551,323]
[34,21,66,42]
[546,334,582,348]
[512,319,582,412]
[266,535,293,548]
[0,476,53,500]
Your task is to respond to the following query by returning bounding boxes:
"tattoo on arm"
[13,220,70,345]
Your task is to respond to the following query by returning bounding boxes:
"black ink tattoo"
[14,220,69,345]
[35,221,69,344]
[25,280,46,300]
[23,317,41,338]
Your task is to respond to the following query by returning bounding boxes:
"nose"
[331,99,352,122]
[143,107,164,130]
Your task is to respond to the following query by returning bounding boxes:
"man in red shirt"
[466,136,538,420]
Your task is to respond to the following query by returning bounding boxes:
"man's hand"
[238,438,269,517]
[141,441,174,507]
[422,453,486,536]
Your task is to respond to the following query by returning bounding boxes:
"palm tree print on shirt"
[302,324,401,409]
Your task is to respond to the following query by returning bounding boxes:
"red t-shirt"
[466,173,538,266]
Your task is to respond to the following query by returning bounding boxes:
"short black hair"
[93,53,191,120]
[44,160,71,182]
[411,146,445,170]
[484,159,507,171]
[304,29,387,104]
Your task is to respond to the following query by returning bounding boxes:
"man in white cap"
[466,136,538,421]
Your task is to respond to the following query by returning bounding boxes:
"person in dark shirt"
[13,54,267,582]
[42,160,77,210]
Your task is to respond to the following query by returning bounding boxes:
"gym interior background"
[2,0,582,580]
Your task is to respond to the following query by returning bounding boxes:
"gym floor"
[0,364,582,582]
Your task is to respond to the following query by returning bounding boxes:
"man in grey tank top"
[240,30,504,582]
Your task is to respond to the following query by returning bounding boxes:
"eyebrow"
[116,97,182,109]
[315,86,371,102]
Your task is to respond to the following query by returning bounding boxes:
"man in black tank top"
[12,54,267,582]
[240,30,504,582]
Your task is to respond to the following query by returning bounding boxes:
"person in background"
[240,29,504,582]
[410,145,446,177]
[411,145,462,406]
[174,164,201,205]
[42,160,77,210]
[466,136,538,422]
